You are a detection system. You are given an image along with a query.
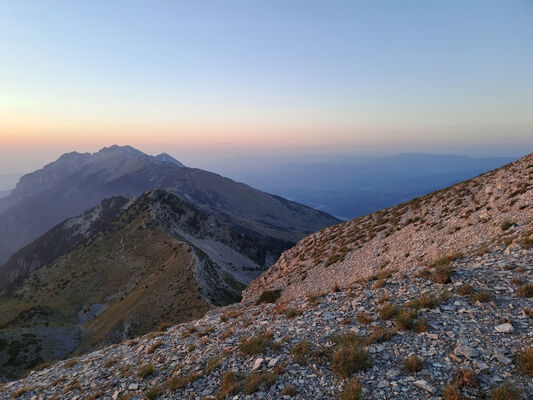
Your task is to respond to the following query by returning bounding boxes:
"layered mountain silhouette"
[0,146,340,379]
[0,145,339,266]
[1,153,531,396]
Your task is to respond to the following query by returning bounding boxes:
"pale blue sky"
[0,0,532,172]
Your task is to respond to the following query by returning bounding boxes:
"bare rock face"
[243,153,533,302]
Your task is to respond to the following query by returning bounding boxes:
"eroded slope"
[244,153,533,301]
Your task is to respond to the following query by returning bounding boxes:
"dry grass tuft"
[339,377,363,400]
[403,355,423,373]
[517,347,533,376]
[379,302,398,320]
[240,334,269,356]
[137,364,155,378]
[242,371,277,394]
[290,341,310,364]
[490,381,522,400]
[517,283,533,298]
[432,264,454,284]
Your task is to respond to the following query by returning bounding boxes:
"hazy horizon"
[1,0,532,172]
[0,144,529,178]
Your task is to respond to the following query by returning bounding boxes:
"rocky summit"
[1,244,531,399]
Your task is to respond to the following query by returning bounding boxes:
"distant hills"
[244,153,533,301]
[227,153,515,219]
[0,145,339,266]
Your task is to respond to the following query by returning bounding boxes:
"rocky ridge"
[0,188,301,380]
[1,244,531,399]
[0,145,339,266]
[244,153,533,302]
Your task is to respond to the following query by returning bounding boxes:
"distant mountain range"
[226,153,515,219]
[0,145,339,379]
[0,145,339,266]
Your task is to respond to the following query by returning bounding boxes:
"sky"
[1,0,532,173]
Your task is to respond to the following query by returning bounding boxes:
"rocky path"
[1,245,532,399]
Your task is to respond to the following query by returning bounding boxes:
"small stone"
[252,358,264,371]
[493,349,512,365]
[377,380,388,388]
[454,339,479,359]
[413,380,436,394]
[494,323,514,333]
[387,369,401,378]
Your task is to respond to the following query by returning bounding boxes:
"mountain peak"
[153,152,185,167]
[96,144,147,159]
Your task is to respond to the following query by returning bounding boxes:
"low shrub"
[217,371,242,400]
[356,311,373,325]
[366,326,394,345]
[145,386,163,400]
[395,308,419,331]
[166,372,202,391]
[285,308,303,318]
[282,384,297,396]
[256,289,282,304]
[456,284,474,295]
[432,264,454,284]
[454,367,478,388]
[473,290,491,303]
[330,332,366,348]
[205,353,224,375]
[442,384,462,400]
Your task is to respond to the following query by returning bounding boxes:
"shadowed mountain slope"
[0,189,297,379]
[0,145,339,265]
